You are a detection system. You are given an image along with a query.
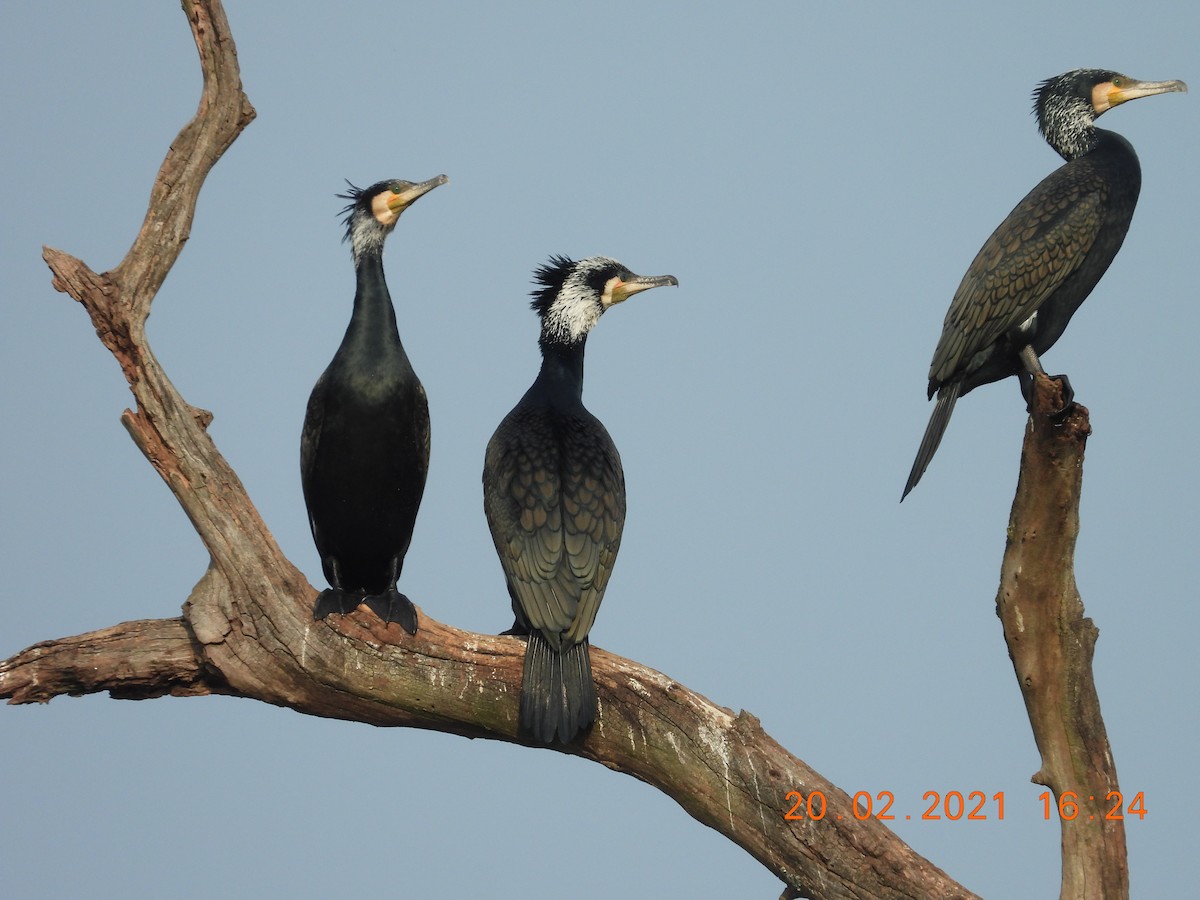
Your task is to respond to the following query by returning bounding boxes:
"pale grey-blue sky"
[1,3,1196,897]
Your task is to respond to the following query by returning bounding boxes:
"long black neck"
[532,336,587,408]
[341,249,402,358]
[1073,128,1141,202]
[1093,127,1139,164]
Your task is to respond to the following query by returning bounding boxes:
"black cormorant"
[483,256,679,744]
[301,175,447,631]
[903,70,1186,499]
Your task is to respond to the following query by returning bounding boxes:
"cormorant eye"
[1112,78,1122,87]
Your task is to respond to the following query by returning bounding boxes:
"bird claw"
[1051,373,1074,406]
[313,588,365,620]
[1048,373,1074,422]
[1020,371,1074,420]
[364,589,418,634]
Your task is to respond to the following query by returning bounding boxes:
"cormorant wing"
[416,383,431,476]
[300,373,329,540]
[928,170,1106,386]
[484,411,626,648]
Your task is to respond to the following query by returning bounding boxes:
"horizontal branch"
[2,588,979,900]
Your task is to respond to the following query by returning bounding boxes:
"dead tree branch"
[0,618,219,703]
[4,4,979,898]
[996,375,1127,900]
[4,2,1122,898]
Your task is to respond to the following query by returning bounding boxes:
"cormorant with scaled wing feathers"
[301,175,448,631]
[484,255,679,745]
[903,69,1186,499]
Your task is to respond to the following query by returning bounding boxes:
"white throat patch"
[541,257,620,343]
[347,212,392,264]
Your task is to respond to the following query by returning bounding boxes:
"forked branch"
[3,2,1119,898]
[2,5,979,898]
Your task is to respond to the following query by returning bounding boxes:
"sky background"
[1,2,1196,897]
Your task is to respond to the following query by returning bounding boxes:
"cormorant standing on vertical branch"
[903,70,1186,499]
[483,256,679,744]
[301,175,448,631]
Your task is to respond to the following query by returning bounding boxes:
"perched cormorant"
[301,175,447,631]
[483,256,679,744]
[903,70,1186,499]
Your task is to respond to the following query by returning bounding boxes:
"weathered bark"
[0,618,219,702]
[2,598,980,900]
[0,2,1123,898]
[996,375,1127,900]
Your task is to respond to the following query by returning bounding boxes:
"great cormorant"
[301,175,447,631]
[903,70,1186,500]
[483,256,679,744]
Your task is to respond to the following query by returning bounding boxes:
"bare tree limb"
[5,4,981,898]
[8,5,983,898]
[2,586,979,900]
[0,618,220,703]
[996,375,1127,900]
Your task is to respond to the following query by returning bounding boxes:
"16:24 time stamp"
[783,790,1147,822]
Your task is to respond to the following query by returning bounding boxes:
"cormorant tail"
[520,633,596,745]
[902,381,962,501]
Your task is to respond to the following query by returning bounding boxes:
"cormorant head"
[530,255,679,346]
[339,174,448,262]
[1034,69,1187,161]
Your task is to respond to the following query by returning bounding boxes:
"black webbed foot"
[313,588,365,620]
[1020,371,1075,420]
[1032,374,1080,422]
[1051,373,1074,407]
[364,589,418,635]
[501,619,530,638]
[1045,373,1075,422]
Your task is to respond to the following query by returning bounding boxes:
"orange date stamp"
[782,790,1147,822]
